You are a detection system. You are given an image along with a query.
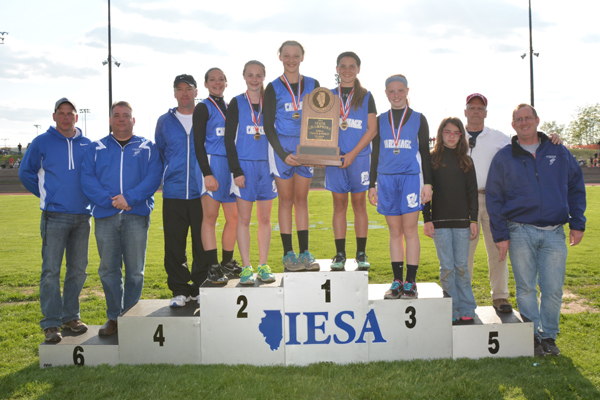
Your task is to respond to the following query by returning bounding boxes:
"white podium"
[367,283,453,361]
[452,306,533,359]
[39,325,119,368]
[199,274,285,365]
[118,300,201,365]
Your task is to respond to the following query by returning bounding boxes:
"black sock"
[298,230,309,254]
[281,233,293,256]
[392,261,404,282]
[207,249,219,266]
[221,250,234,265]
[335,238,346,255]
[356,237,367,254]
[405,264,419,283]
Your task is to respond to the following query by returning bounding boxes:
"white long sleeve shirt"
[467,126,511,190]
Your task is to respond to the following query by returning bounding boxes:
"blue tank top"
[331,88,371,156]
[234,93,269,161]
[272,76,316,138]
[203,98,227,156]
[377,109,422,175]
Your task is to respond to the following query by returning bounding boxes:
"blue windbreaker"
[486,132,586,242]
[155,108,200,199]
[81,134,162,218]
[19,126,92,214]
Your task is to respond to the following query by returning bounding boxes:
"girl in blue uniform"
[193,68,239,284]
[264,40,321,272]
[326,51,377,271]
[369,74,433,299]
[225,61,277,285]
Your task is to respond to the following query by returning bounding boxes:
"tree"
[566,104,600,145]
[539,120,564,137]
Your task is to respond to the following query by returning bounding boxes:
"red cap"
[466,93,488,107]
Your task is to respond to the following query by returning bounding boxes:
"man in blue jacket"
[155,74,210,307]
[82,101,162,336]
[486,103,586,357]
[19,98,92,342]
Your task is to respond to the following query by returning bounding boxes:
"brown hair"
[243,60,266,98]
[204,67,227,83]
[431,117,473,173]
[336,52,368,111]
[110,101,132,116]
[512,103,538,120]
[278,40,305,56]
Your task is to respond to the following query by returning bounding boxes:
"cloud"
[430,48,458,54]
[0,106,49,123]
[82,26,226,55]
[0,49,99,80]
[582,33,600,43]
[490,43,523,53]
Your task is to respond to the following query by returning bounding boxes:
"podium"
[39,259,533,367]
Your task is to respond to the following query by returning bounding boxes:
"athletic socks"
[335,238,346,255]
[207,249,219,266]
[356,237,367,255]
[405,264,419,283]
[221,250,233,266]
[281,233,293,256]
[298,230,309,254]
[392,261,404,282]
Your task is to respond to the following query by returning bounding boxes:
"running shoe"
[384,280,403,299]
[257,264,276,283]
[222,259,243,278]
[401,281,418,299]
[330,252,346,271]
[207,264,228,285]
[170,295,190,307]
[541,338,560,356]
[355,252,371,271]
[240,266,255,286]
[283,251,305,272]
[299,251,320,271]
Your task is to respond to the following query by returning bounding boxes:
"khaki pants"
[468,193,509,300]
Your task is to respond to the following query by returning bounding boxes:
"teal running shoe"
[299,251,320,271]
[402,281,418,299]
[355,252,371,271]
[283,251,305,272]
[330,252,346,271]
[240,266,255,286]
[384,280,403,299]
[257,264,276,283]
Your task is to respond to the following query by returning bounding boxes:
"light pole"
[34,124,41,136]
[79,109,91,136]
[521,0,539,107]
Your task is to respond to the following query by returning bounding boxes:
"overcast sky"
[1,0,599,146]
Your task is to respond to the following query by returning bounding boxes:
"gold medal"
[341,120,348,130]
[254,131,260,141]
[293,112,300,120]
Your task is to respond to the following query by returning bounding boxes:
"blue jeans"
[433,228,477,319]
[40,211,91,330]
[508,222,567,340]
[95,213,150,321]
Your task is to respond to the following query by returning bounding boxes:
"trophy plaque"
[296,87,343,166]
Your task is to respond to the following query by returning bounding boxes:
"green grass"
[0,189,599,399]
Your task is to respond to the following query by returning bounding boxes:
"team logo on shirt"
[384,139,412,149]
[285,102,304,112]
[133,149,141,157]
[339,118,363,130]
[361,171,369,186]
[216,127,225,136]
[407,193,419,208]
[246,126,265,135]
[546,155,556,165]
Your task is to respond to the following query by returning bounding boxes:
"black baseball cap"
[174,74,197,88]
[54,98,77,112]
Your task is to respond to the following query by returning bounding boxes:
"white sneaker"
[170,295,190,307]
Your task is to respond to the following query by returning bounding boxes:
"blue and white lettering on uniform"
[268,77,316,180]
[376,110,424,216]
[325,89,372,194]
[230,93,277,202]
[197,98,236,203]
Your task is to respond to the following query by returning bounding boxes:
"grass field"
[0,189,599,399]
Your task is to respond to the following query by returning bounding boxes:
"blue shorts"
[200,155,236,203]
[268,135,314,180]
[376,173,423,216]
[324,154,370,194]
[231,160,278,202]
